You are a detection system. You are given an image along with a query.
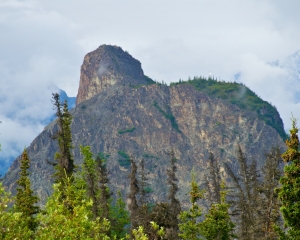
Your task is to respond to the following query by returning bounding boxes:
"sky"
[1,0,300,174]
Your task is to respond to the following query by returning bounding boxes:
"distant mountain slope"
[171,77,286,140]
[0,88,76,177]
[2,45,285,206]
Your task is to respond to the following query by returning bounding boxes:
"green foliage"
[170,77,286,139]
[35,175,110,239]
[200,183,236,240]
[153,101,181,133]
[179,170,204,240]
[166,149,181,239]
[110,191,130,238]
[52,93,75,187]
[15,149,39,231]
[80,145,100,219]
[126,222,165,240]
[144,75,156,85]
[98,152,110,161]
[144,186,153,194]
[118,127,136,134]
[0,182,34,239]
[142,153,158,159]
[118,150,131,167]
[276,118,300,239]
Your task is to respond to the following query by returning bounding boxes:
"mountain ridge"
[2,45,286,206]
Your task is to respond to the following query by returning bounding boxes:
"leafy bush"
[153,101,181,133]
[118,151,131,168]
[118,127,136,134]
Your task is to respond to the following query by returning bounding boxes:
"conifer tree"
[259,146,282,239]
[139,158,149,206]
[136,158,152,237]
[205,152,221,204]
[0,182,33,239]
[96,154,111,221]
[128,155,140,231]
[178,170,204,240]
[51,93,75,186]
[165,149,181,239]
[110,191,130,238]
[80,145,99,219]
[36,175,110,239]
[200,183,236,240]
[224,145,261,239]
[276,118,300,238]
[15,149,39,231]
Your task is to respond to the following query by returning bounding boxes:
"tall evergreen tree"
[110,191,130,239]
[51,93,75,186]
[259,146,282,239]
[128,155,140,231]
[36,175,110,239]
[202,153,236,240]
[0,182,33,239]
[178,170,204,240]
[276,118,300,238]
[15,149,39,231]
[200,182,236,240]
[205,152,221,204]
[224,145,261,240]
[139,158,149,206]
[96,154,111,221]
[165,149,181,239]
[80,145,99,220]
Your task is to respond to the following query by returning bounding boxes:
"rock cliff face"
[3,45,285,206]
[76,45,148,105]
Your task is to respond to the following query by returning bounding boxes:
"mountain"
[2,45,285,205]
[0,87,76,178]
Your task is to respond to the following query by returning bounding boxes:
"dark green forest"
[0,90,299,240]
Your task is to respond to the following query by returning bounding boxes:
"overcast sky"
[1,0,300,174]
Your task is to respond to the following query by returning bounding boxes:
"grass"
[170,77,287,140]
[117,150,130,168]
[118,127,136,134]
[153,101,181,133]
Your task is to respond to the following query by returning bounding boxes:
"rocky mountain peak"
[76,45,147,105]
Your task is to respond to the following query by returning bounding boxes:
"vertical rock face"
[76,45,147,105]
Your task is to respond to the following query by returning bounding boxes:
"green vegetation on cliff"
[170,77,286,140]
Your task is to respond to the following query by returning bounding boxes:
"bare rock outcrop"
[76,45,148,105]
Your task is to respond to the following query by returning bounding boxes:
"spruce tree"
[259,146,282,239]
[35,175,110,239]
[0,182,33,239]
[166,149,181,239]
[15,149,39,231]
[178,170,204,240]
[51,93,75,186]
[136,158,153,237]
[96,154,111,222]
[205,152,221,204]
[80,145,99,219]
[276,118,300,238]
[128,155,140,231]
[139,158,149,206]
[110,191,130,238]
[224,145,261,239]
[200,183,236,240]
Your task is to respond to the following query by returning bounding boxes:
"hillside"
[2,45,286,206]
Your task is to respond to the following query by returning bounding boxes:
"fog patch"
[97,63,109,78]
